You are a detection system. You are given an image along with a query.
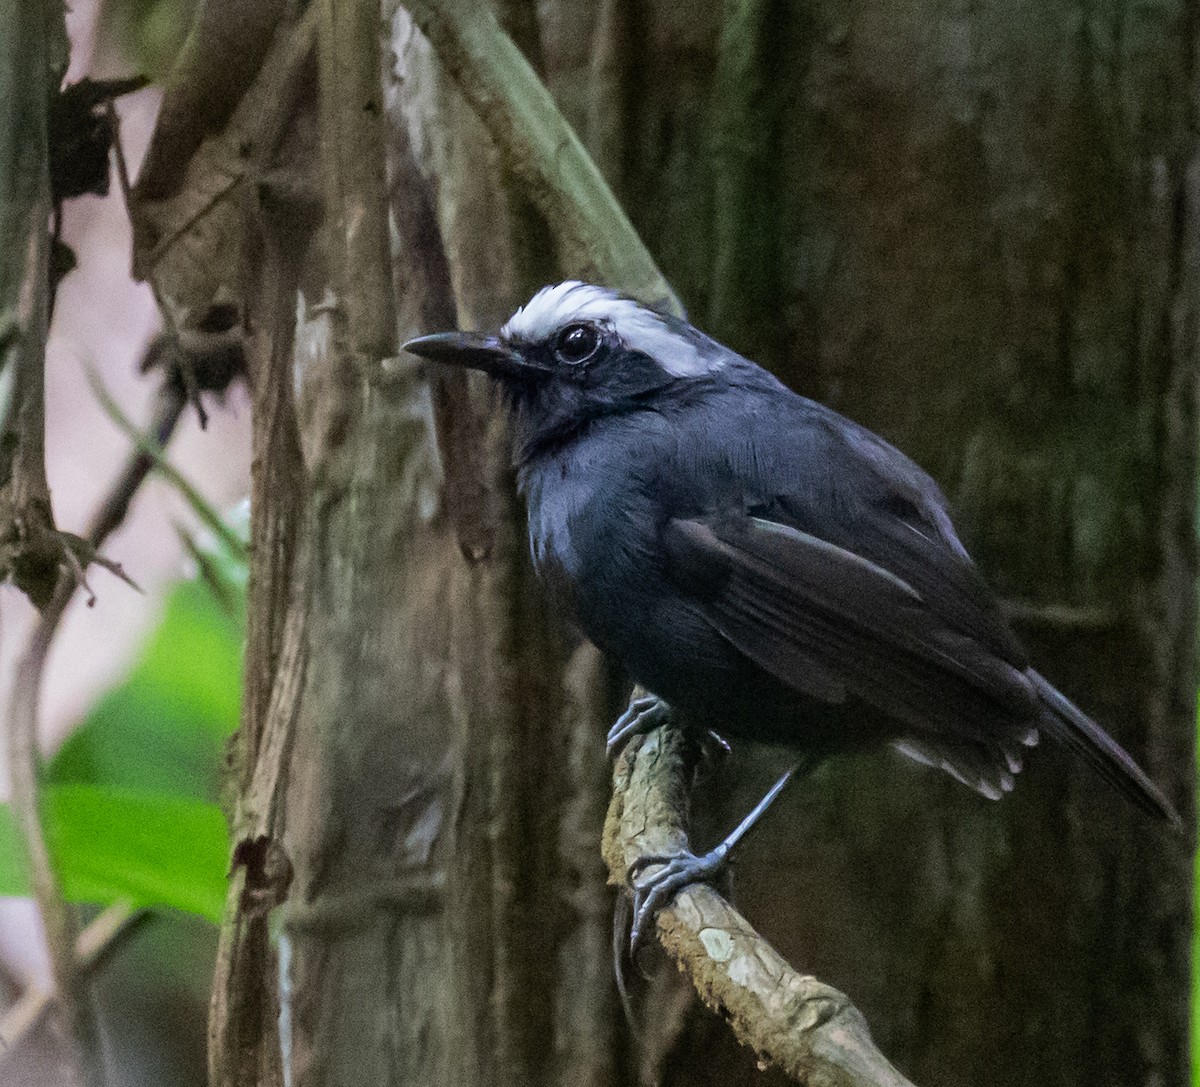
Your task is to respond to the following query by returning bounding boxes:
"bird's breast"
[518,442,660,627]
[521,460,584,584]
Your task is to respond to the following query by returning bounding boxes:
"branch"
[7,579,105,1087]
[602,726,917,1087]
[0,902,151,1056]
[0,0,67,610]
[399,0,682,316]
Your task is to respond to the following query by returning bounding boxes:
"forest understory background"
[0,0,1195,1086]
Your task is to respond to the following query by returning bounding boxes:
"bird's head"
[403,281,727,456]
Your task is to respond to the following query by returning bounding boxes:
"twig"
[106,101,209,428]
[7,574,106,1087]
[399,0,682,316]
[602,726,918,1087]
[86,385,187,547]
[86,370,247,560]
[0,902,152,1056]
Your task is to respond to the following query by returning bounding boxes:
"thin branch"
[399,0,683,316]
[107,100,210,428]
[86,385,186,547]
[86,371,247,560]
[7,575,105,1087]
[0,902,152,1056]
[602,726,918,1087]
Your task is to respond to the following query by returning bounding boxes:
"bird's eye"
[554,323,601,365]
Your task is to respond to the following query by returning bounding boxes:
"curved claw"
[627,845,730,956]
[606,695,672,758]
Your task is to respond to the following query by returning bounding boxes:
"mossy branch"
[602,726,918,1087]
[400,0,683,317]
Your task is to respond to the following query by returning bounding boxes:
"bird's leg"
[625,760,807,955]
[606,692,673,758]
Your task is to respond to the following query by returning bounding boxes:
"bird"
[403,280,1180,949]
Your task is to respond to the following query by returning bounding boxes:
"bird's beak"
[401,331,546,379]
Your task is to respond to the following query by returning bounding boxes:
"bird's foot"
[626,844,730,956]
[606,694,673,758]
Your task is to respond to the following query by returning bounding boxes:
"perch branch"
[602,726,917,1087]
[399,0,682,316]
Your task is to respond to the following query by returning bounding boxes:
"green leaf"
[0,785,229,922]
[47,577,243,801]
[0,530,248,923]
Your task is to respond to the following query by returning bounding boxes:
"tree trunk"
[215,1,1196,1086]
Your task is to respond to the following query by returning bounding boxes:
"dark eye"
[554,323,601,365]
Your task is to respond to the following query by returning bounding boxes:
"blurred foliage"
[47,578,240,802]
[102,0,198,82]
[0,514,245,923]
[0,786,228,920]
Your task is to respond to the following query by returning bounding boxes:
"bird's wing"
[650,389,1173,816]
[662,511,1039,747]
[772,494,1028,667]
[761,408,1028,668]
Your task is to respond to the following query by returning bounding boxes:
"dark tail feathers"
[1031,671,1181,830]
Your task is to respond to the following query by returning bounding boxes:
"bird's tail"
[1031,671,1181,829]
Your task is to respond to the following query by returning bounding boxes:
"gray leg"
[606,693,672,758]
[626,761,806,954]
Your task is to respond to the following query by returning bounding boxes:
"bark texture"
[210,1,1196,1086]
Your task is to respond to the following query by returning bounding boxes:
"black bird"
[404,281,1180,946]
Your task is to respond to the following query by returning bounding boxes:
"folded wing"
[662,509,1176,821]
[663,513,1039,748]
